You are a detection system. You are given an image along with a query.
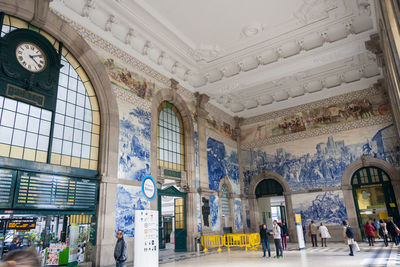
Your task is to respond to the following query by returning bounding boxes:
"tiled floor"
[160,242,400,267]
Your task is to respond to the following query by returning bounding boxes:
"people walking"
[343,220,355,256]
[302,223,306,243]
[271,220,283,258]
[364,220,375,246]
[373,219,380,237]
[279,222,288,250]
[387,219,400,245]
[318,223,331,247]
[114,230,127,267]
[259,224,271,258]
[309,220,318,247]
[379,219,388,247]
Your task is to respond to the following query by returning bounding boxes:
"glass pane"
[14,113,28,130]
[0,126,12,143]
[82,145,90,158]
[39,120,51,135]
[27,117,40,133]
[41,110,52,121]
[51,138,62,153]
[62,140,72,155]
[29,106,41,118]
[65,116,74,127]
[72,143,81,157]
[12,129,25,146]
[53,124,64,139]
[64,126,73,141]
[17,102,29,114]
[37,135,49,151]
[57,86,67,100]
[25,132,38,149]
[1,110,15,127]
[3,98,17,110]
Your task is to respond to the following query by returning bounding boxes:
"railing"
[200,233,262,252]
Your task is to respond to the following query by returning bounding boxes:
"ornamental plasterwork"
[242,85,381,125]
[241,114,393,150]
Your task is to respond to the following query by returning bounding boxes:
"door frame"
[351,167,400,239]
[158,186,186,251]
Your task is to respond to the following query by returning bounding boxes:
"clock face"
[15,42,47,73]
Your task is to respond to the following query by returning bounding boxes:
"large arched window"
[0,15,100,170]
[157,101,184,173]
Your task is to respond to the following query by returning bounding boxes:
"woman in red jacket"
[364,220,376,246]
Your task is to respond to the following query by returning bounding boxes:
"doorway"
[256,179,288,232]
[158,186,186,252]
[352,166,400,238]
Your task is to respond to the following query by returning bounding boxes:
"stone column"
[248,194,260,232]
[284,192,297,243]
[195,93,210,190]
[342,185,362,241]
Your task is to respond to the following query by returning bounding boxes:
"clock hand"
[29,55,39,65]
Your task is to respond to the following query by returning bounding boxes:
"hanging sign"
[142,176,157,202]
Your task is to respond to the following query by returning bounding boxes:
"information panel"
[134,210,158,267]
[0,169,16,208]
[14,172,97,210]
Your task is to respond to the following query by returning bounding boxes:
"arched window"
[157,101,184,172]
[0,15,100,170]
[351,167,390,185]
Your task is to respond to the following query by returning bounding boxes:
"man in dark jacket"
[259,224,271,257]
[114,230,127,267]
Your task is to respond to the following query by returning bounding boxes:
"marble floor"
[161,242,400,267]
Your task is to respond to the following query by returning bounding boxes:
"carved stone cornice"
[194,92,210,120]
[32,0,52,28]
[168,78,179,91]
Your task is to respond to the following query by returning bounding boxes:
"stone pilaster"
[195,93,211,191]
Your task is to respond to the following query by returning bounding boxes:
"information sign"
[294,213,305,250]
[142,176,157,201]
[134,210,158,267]
[14,172,97,210]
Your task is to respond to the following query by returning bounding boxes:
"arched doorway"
[255,179,287,231]
[351,166,400,238]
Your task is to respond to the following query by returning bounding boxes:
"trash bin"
[195,237,200,252]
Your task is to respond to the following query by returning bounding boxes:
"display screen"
[0,169,16,208]
[7,219,36,230]
[14,172,97,210]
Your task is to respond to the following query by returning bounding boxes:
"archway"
[0,2,119,266]
[342,156,400,240]
[217,176,234,233]
[248,170,296,242]
[150,84,196,251]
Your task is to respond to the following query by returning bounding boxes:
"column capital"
[194,92,210,119]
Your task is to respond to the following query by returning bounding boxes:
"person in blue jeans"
[259,224,271,257]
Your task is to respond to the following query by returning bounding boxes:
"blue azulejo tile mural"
[207,137,240,194]
[234,198,243,230]
[292,190,347,225]
[197,193,202,233]
[118,101,151,181]
[210,195,221,231]
[115,184,150,237]
[242,123,400,194]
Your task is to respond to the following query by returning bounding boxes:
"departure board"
[0,169,16,208]
[14,172,97,210]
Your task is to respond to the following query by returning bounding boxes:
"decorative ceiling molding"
[49,0,379,118]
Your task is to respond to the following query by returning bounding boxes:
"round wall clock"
[15,42,47,73]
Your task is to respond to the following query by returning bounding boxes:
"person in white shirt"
[271,220,283,258]
[318,222,331,247]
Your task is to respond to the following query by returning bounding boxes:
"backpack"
[346,226,355,238]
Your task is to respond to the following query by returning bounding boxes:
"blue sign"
[142,175,157,201]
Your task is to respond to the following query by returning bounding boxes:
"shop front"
[0,165,98,266]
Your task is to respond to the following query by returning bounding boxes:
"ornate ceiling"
[50,0,381,118]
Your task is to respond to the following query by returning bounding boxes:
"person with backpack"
[309,220,318,247]
[379,219,388,247]
[364,220,375,246]
[259,224,271,258]
[343,220,355,256]
[387,219,399,245]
